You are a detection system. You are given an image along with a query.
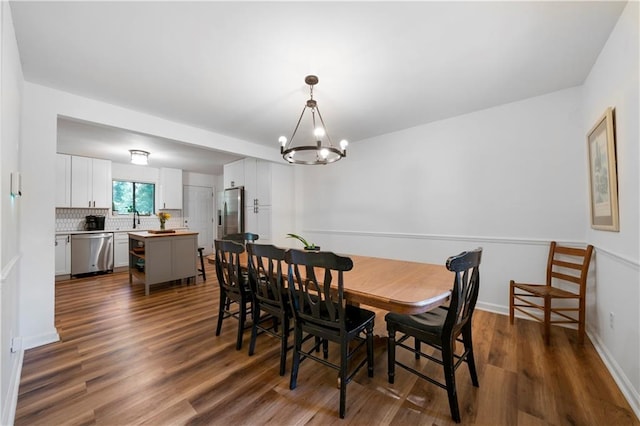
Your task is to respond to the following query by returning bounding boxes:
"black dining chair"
[246,243,293,376]
[223,232,259,246]
[214,239,252,350]
[285,248,375,419]
[220,233,258,310]
[385,247,483,423]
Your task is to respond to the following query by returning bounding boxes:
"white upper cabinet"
[244,158,272,208]
[159,167,183,210]
[71,156,112,208]
[55,154,71,207]
[223,159,244,189]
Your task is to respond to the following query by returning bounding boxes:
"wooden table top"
[128,230,199,238]
[208,252,452,315]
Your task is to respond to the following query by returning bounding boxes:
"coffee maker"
[85,215,105,231]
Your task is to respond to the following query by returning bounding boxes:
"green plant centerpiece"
[287,233,320,251]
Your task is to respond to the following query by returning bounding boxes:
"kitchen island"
[128,230,199,295]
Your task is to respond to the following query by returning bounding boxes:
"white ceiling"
[9,1,626,174]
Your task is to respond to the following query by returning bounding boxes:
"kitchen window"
[112,180,155,215]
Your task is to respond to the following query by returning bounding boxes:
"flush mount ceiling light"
[279,75,348,165]
[129,150,149,165]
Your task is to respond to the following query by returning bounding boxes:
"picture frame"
[587,107,619,231]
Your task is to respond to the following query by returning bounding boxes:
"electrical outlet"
[609,312,615,329]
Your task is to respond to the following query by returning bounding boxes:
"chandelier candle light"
[279,75,348,165]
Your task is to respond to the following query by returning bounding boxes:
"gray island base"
[128,230,199,296]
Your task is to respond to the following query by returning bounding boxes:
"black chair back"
[223,232,259,246]
[285,249,354,333]
[214,239,247,302]
[247,243,287,312]
[444,248,482,335]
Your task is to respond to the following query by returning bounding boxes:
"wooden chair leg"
[339,339,348,419]
[366,324,374,377]
[387,329,396,384]
[236,303,246,350]
[279,318,288,376]
[509,280,515,324]
[248,307,259,356]
[442,340,460,423]
[290,325,302,390]
[215,293,226,336]
[578,297,586,344]
[462,324,479,387]
[544,295,551,345]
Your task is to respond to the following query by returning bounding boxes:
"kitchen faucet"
[133,210,140,229]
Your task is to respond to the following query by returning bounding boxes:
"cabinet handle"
[88,201,91,207]
[67,235,70,243]
[55,240,58,246]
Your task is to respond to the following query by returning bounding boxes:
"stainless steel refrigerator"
[222,187,244,237]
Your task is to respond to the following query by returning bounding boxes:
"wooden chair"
[246,243,293,376]
[509,241,594,344]
[214,239,252,350]
[386,248,482,424]
[285,248,375,419]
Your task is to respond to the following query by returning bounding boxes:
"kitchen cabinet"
[71,156,112,208]
[114,232,129,268]
[128,231,198,296]
[55,154,71,207]
[159,167,183,209]
[244,160,293,245]
[245,204,272,241]
[55,234,71,276]
[243,158,272,208]
[223,159,244,189]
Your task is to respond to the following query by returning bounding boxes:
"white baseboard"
[587,327,640,421]
[21,331,60,351]
[1,349,23,426]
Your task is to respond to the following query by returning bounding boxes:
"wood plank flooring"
[15,263,638,425]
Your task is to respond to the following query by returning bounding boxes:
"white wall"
[0,2,24,424]
[582,1,639,415]
[297,86,586,310]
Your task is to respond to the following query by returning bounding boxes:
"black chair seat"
[385,306,448,337]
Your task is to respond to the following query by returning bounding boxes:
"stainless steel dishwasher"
[71,233,114,276]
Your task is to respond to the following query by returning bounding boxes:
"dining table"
[207,252,453,327]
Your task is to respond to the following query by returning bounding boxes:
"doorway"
[183,185,214,255]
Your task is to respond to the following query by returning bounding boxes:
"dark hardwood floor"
[15,262,638,425]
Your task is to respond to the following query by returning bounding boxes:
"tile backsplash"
[56,208,183,232]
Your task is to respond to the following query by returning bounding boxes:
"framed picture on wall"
[587,107,619,231]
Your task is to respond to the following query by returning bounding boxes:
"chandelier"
[279,75,348,165]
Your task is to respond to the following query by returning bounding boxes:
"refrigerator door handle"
[223,201,228,236]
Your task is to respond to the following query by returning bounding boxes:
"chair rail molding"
[306,229,584,247]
